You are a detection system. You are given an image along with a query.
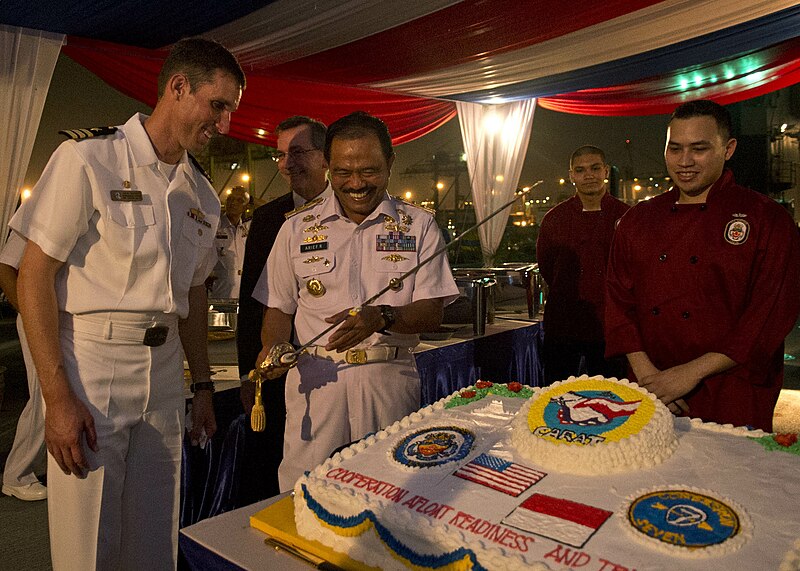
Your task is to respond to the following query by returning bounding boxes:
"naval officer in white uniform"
[10,38,245,570]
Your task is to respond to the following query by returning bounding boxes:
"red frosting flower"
[475,380,493,389]
[774,433,798,447]
[507,382,522,393]
[460,389,477,399]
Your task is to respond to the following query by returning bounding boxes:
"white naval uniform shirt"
[210,215,250,299]
[0,230,25,270]
[256,192,459,349]
[10,113,219,318]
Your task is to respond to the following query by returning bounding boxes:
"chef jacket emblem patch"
[724,218,749,245]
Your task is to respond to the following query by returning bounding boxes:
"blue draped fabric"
[180,410,248,528]
[179,533,246,571]
[416,322,544,406]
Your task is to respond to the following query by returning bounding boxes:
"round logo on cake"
[627,489,743,551]
[393,426,475,469]
[526,378,655,445]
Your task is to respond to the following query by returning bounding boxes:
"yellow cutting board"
[250,496,380,571]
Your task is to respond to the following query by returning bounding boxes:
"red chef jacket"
[537,193,630,342]
[605,170,800,431]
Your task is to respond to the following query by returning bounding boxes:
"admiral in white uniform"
[209,185,250,299]
[10,38,245,571]
[254,112,458,491]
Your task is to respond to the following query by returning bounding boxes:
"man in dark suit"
[236,116,329,500]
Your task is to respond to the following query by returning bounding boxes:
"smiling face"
[174,69,242,155]
[569,153,609,199]
[665,115,736,202]
[329,133,394,224]
[275,125,328,200]
[225,186,248,221]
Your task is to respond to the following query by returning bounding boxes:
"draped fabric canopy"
[3,0,800,254]
[3,0,800,141]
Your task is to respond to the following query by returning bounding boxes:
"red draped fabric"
[61,37,456,146]
[260,0,663,84]
[538,37,800,116]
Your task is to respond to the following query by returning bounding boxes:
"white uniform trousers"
[48,314,184,571]
[2,315,46,486]
[278,351,420,491]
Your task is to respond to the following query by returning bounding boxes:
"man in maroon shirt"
[605,100,800,431]
[537,146,629,385]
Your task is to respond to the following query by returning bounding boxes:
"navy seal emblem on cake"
[627,489,743,551]
[393,426,475,469]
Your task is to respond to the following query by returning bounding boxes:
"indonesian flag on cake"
[502,493,612,548]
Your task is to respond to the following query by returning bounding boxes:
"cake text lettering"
[544,545,591,567]
[633,518,687,545]
[401,494,455,520]
[533,426,606,445]
[448,511,534,552]
[596,558,637,571]
[325,468,409,503]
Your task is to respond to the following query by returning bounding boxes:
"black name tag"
[110,190,143,202]
[301,242,328,253]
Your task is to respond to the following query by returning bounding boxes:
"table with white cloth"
[180,494,306,571]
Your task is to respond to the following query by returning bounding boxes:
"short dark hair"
[276,116,327,150]
[570,145,606,169]
[158,37,245,98]
[324,111,393,163]
[670,100,732,141]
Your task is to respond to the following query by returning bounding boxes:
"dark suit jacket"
[235,191,294,503]
[237,192,295,377]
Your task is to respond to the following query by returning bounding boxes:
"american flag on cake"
[454,453,546,496]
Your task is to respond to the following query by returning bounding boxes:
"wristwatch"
[190,381,215,393]
[378,305,396,334]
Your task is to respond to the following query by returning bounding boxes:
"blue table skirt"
[416,321,544,406]
[180,321,544,530]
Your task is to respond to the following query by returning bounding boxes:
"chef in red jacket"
[605,100,800,431]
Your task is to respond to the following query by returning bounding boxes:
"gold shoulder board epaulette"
[58,126,118,140]
[188,154,213,183]
[285,197,324,219]
[397,196,435,216]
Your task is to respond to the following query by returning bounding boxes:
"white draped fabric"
[456,99,536,266]
[0,25,63,249]
[208,0,461,68]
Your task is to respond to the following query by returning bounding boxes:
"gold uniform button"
[306,278,326,297]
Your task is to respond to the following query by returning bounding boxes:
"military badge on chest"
[377,214,416,252]
[724,216,749,245]
[300,218,328,253]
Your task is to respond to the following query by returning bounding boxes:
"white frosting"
[780,538,800,571]
[292,381,800,570]
[511,376,678,475]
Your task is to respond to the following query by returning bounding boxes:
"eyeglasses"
[271,148,319,163]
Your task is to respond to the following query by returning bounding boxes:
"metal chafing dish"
[207,298,238,365]
[208,298,238,332]
[445,263,546,327]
